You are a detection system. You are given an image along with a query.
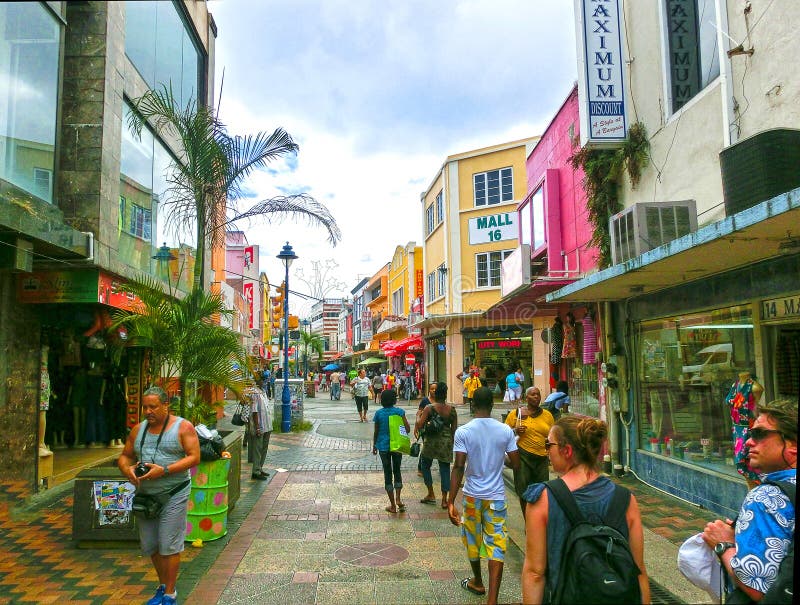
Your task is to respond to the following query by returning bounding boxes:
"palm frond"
[221,194,342,246]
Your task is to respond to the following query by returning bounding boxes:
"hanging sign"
[243,282,254,329]
[575,0,628,146]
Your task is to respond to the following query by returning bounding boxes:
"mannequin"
[83,364,107,447]
[725,371,763,484]
[38,346,52,456]
[69,368,88,446]
[561,311,577,359]
[550,316,564,365]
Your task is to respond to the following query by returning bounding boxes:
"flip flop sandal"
[420,498,436,504]
[398,503,406,512]
[385,506,397,514]
[460,578,486,596]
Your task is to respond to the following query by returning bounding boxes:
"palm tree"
[127,86,341,289]
[111,275,248,417]
[299,329,325,377]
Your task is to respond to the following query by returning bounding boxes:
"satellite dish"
[541,327,550,344]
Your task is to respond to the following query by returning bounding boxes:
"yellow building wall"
[388,245,408,316]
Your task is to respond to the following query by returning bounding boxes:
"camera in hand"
[134,462,149,477]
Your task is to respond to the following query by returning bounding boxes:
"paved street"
[0,393,720,604]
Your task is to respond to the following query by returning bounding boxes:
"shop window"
[636,305,754,476]
[0,3,60,204]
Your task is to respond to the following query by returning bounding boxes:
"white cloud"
[209,0,578,307]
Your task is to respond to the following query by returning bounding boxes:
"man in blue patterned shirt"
[703,398,796,602]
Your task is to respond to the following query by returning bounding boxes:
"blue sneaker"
[145,584,165,605]
[162,595,178,605]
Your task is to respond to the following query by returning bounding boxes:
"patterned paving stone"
[334,542,410,567]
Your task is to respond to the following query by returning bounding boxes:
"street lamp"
[301,318,310,378]
[152,242,176,282]
[277,241,298,432]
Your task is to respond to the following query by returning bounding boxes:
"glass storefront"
[636,304,755,476]
[464,333,532,394]
[125,0,202,109]
[0,2,60,203]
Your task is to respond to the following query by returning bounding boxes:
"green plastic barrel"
[186,458,230,542]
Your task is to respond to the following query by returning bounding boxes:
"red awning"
[395,336,423,352]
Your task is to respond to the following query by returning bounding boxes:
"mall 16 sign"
[468,213,516,245]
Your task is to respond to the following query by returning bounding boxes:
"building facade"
[418,138,539,401]
[549,0,800,517]
[0,1,215,492]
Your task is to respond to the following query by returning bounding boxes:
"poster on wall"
[93,480,135,526]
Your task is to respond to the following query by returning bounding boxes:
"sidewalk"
[0,395,719,604]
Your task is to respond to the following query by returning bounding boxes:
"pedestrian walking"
[448,386,520,605]
[521,415,649,604]
[505,367,520,402]
[372,389,410,514]
[245,386,272,480]
[504,386,554,516]
[351,369,371,422]
[371,372,384,403]
[118,386,200,605]
[463,369,481,414]
[416,382,457,509]
[701,398,795,604]
[330,370,341,400]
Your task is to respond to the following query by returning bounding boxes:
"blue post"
[281,259,291,433]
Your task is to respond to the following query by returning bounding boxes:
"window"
[474,167,513,206]
[426,204,435,235]
[392,287,404,315]
[665,0,720,113]
[129,203,152,240]
[0,3,60,203]
[437,264,447,297]
[125,0,202,109]
[435,191,443,224]
[427,271,436,300]
[637,305,754,476]
[476,250,513,287]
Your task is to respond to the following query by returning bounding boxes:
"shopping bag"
[503,389,512,403]
[677,533,722,600]
[389,414,411,455]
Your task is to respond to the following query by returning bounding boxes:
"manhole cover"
[341,486,387,497]
[334,542,409,567]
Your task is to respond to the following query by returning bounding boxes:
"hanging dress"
[561,319,577,359]
[724,378,759,481]
[581,314,600,365]
[550,319,564,365]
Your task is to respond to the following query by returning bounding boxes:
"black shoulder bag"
[131,416,190,519]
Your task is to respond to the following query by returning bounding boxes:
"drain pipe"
[603,301,621,471]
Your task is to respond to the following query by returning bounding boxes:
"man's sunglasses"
[749,428,783,442]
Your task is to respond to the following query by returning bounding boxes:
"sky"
[208,0,578,313]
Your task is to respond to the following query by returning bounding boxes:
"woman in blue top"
[372,389,411,513]
[505,368,520,402]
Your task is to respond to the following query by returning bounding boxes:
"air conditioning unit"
[610,200,697,265]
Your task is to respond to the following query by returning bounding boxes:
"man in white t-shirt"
[449,386,519,605]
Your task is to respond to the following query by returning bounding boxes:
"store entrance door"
[764,324,799,401]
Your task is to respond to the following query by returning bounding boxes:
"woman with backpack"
[521,416,649,604]
[415,382,457,509]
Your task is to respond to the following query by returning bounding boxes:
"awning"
[411,311,484,331]
[394,335,423,352]
[547,188,800,303]
[483,278,573,320]
[358,356,387,366]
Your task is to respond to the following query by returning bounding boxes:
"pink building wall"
[525,86,597,276]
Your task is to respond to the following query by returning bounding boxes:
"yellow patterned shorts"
[460,495,508,562]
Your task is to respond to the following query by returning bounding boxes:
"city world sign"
[476,339,522,350]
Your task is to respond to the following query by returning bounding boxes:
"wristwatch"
[714,542,735,557]
[163,465,170,477]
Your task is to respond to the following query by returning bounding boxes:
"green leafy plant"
[174,394,221,427]
[111,274,248,417]
[569,121,650,267]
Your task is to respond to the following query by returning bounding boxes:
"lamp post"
[277,242,298,432]
[301,318,310,378]
[152,242,176,282]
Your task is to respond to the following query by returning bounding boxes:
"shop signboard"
[361,308,373,342]
[468,213,517,244]
[761,294,800,321]
[17,269,141,310]
[575,0,628,146]
[415,269,423,297]
[243,282,254,329]
[476,339,522,349]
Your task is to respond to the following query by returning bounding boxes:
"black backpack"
[422,407,446,436]
[546,478,641,604]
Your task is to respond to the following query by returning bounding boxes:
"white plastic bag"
[677,532,723,601]
[503,389,512,403]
